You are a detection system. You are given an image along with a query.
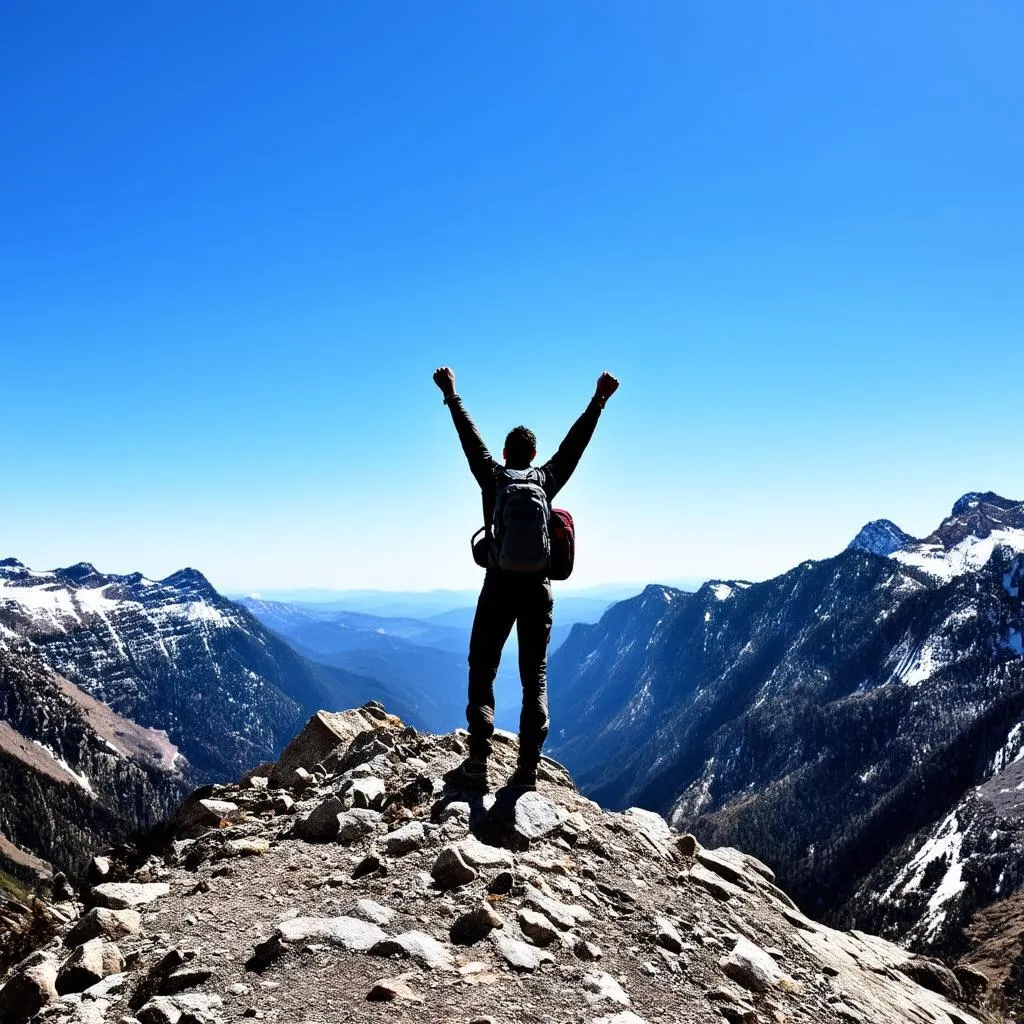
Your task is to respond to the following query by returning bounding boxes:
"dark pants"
[466,570,553,767]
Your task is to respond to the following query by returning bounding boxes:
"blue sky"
[3,2,1022,592]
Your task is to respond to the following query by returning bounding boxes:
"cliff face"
[0,639,188,881]
[0,704,998,1024]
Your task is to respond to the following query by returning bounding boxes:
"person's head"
[503,425,537,468]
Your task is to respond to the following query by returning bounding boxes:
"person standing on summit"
[433,366,619,790]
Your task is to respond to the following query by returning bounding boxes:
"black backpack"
[471,468,550,573]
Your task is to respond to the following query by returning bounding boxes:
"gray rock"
[589,1014,650,1024]
[354,899,395,926]
[459,836,515,869]
[719,937,787,992]
[272,794,295,815]
[350,776,386,809]
[450,904,504,945]
[367,973,424,1003]
[88,856,111,883]
[0,953,59,1024]
[492,934,555,971]
[91,882,170,910]
[431,845,478,888]
[513,792,566,841]
[583,970,631,1006]
[293,795,346,841]
[369,930,454,970]
[523,885,592,930]
[137,997,182,1024]
[653,916,683,954]
[575,939,603,961]
[177,798,243,830]
[224,837,270,857]
[686,864,744,901]
[56,938,124,994]
[336,808,380,844]
[518,908,559,946]
[278,915,386,950]
[65,907,142,946]
[383,821,425,856]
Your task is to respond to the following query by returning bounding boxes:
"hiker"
[433,366,619,790]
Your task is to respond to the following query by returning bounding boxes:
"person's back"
[434,366,619,790]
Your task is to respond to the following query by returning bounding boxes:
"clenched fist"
[595,371,619,401]
[433,366,456,398]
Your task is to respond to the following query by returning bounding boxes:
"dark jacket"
[444,394,604,528]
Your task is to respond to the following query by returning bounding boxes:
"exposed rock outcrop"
[0,704,999,1022]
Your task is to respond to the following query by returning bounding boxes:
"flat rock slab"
[370,930,454,970]
[92,883,170,910]
[277,915,386,951]
[686,864,745,902]
[518,909,558,947]
[492,934,555,971]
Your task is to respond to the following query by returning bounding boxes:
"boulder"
[336,809,380,844]
[0,953,59,1024]
[719,937,788,993]
[56,938,124,994]
[65,907,141,946]
[293,795,347,841]
[270,708,388,786]
[383,821,425,856]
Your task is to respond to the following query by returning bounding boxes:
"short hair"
[504,425,537,467]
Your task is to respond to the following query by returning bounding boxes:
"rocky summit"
[0,703,998,1024]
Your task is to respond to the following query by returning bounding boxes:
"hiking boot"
[448,757,488,791]
[505,764,538,791]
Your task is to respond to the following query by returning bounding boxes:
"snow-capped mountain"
[847,518,915,556]
[547,492,1024,958]
[0,559,400,781]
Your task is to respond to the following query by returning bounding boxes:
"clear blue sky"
[2,2,1021,592]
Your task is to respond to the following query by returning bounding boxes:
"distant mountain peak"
[951,491,1018,517]
[0,557,26,569]
[56,562,104,586]
[847,519,915,557]
[160,567,216,595]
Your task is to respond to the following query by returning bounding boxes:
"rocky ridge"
[0,703,998,1024]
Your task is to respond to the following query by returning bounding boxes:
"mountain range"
[546,491,1024,968]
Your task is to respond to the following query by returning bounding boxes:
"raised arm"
[542,372,619,498]
[433,366,497,488]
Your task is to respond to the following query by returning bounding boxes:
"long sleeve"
[444,395,498,490]
[541,396,604,500]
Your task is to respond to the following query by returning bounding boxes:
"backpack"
[469,470,576,580]
[492,468,551,572]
